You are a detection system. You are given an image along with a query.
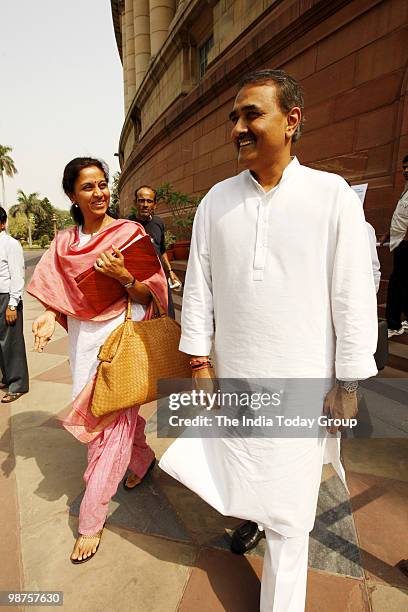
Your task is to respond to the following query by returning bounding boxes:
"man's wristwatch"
[8,305,16,311]
[336,379,358,393]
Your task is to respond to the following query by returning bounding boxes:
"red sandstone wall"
[120,0,408,267]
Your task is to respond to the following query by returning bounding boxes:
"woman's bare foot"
[123,473,142,489]
[70,530,103,564]
[123,458,156,490]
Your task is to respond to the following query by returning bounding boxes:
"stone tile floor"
[0,260,407,611]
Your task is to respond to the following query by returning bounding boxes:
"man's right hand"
[32,310,57,352]
[192,366,216,380]
[192,363,218,400]
[5,306,17,326]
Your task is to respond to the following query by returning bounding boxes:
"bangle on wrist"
[123,276,135,289]
[191,363,213,373]
[190,358,212,371]
[190,357,211,366]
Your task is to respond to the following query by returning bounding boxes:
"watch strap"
[336,379,358,393]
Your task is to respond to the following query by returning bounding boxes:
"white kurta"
[160,157,378,536]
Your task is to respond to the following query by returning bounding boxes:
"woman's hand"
[94,245,133,285]
[33,310,57,352]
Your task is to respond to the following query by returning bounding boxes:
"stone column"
[125,0,136,106]
[149,0,176,56]
[121,10,128,111]
[133,0,151,90]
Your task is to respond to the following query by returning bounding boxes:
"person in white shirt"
[0,207,29,402]
[380,155,408,337]
[366,222,381,293]
[159,70,377,611]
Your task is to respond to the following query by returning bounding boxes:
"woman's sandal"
[123,457,156,490]
[70,527,104,564]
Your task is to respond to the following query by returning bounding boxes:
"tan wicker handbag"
[91,295,191,417]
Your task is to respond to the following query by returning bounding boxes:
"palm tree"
[9,190,45,248]
[0,145,18,211]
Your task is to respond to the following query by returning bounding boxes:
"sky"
[0,0,124,211]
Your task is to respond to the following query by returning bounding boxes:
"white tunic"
[67,228,145,400]
[160,158,378,536]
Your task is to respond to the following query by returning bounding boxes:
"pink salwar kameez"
[80,408,154,534]
[28,219,168,535]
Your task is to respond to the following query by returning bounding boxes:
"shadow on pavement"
[0,411,86,505]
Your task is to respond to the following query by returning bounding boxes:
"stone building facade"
[111,0,407,279]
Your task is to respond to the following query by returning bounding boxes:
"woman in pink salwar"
[28,157,167,564]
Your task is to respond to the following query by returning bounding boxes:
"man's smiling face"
[229,83,290,174]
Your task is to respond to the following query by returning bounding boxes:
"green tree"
[32,197,54,241]
[54,208,73,230]
[110,171,121,217]
[155,183,201,240]
[7,212,35,242]
[0,145,18,211]
[9,190,45,248]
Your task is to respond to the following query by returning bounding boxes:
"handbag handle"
[125,290,166,320]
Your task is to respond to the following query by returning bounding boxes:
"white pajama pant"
[260,529,309,612]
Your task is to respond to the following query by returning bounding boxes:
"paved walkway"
[0,254,407,611]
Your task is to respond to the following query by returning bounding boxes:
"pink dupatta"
[28,218,168,442]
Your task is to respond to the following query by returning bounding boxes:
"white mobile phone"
[168,277,182,290]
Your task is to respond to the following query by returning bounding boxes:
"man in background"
[128,185,181,319]
[380,155,408,338]
[0,207,29,403]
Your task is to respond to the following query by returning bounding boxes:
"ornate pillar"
[133,0,151,90]
[121,9,128,111]
[125,0,136,106]
[149,0,176,56]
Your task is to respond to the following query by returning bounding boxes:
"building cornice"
[111,0,124,62]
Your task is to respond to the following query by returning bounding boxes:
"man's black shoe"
[230,520,265,554]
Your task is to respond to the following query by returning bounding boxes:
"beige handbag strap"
[125,290,166,321]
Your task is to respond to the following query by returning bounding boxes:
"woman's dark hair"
[238,69,304,143]
[0,207,7,224]
[62,157,116,225]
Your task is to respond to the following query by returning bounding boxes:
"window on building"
[199,35,214,79]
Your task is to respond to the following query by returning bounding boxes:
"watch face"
[343,381,358,393]
[8,306,16,311]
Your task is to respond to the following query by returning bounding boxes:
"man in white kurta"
[160,70,378,611]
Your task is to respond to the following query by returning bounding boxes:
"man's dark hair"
[134,185,157,202]
[0,207,7,224]
[238,69,304,143]
[62,157,111,226]
[403,154,408,165]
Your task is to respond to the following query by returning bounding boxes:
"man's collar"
[246,156,300,194]
[134,214,153,224]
